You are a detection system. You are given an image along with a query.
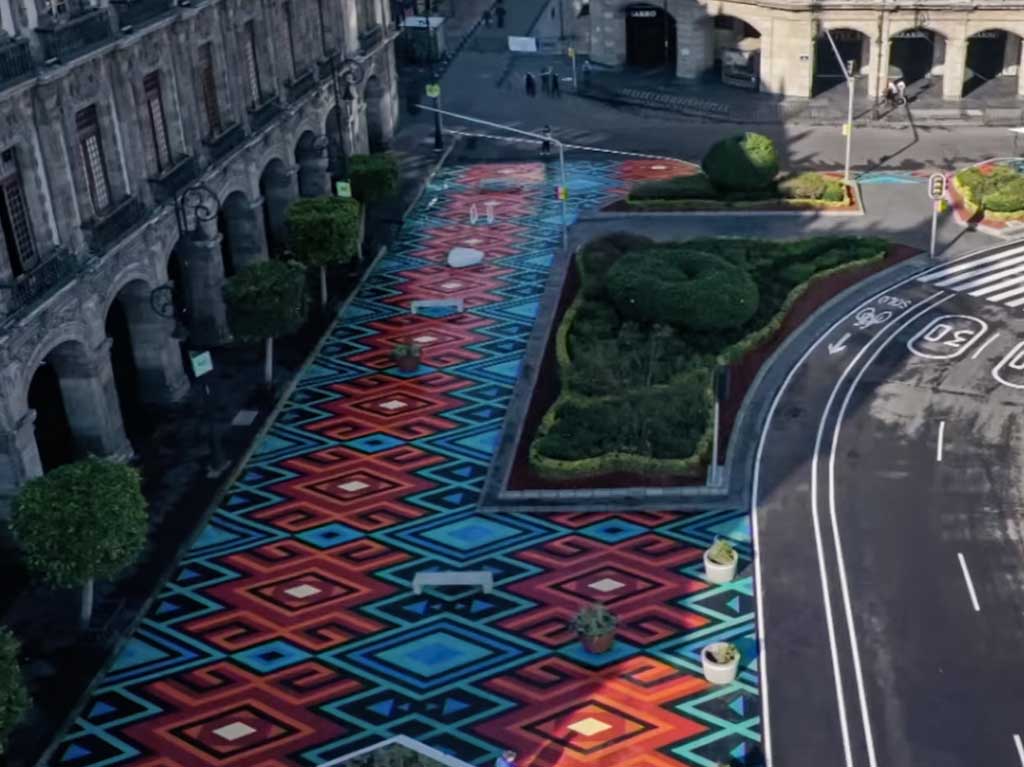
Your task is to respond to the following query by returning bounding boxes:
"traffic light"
[928,173,947,201]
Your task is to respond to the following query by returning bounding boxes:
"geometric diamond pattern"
[54,159,760,767]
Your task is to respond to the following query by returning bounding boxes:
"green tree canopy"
[9,458,148,590]
[0,627,29,754]
[701,132,779,193]
[224,260,308,342]
[286,197,362,268]
[349,153,399,204]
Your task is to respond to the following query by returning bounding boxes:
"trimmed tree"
[349,152,399,204]
[8,458,148,628]
[286,197,362,308]
[0,627,29,755]
[224,259,308,386]
[701,132,779,193]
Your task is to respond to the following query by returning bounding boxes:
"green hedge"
[701,132,779,192]
[626,170,850,208]
[955,165,1024,214]
[629,174,717,201]
[349,153,399,203]
[0,627,29,752]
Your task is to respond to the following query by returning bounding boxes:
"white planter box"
[703,549,737,584]
[702,642,740,685]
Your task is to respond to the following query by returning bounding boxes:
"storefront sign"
[628,8,658,18]
[891,30,930,39]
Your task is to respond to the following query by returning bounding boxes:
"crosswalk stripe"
[985,283,1024,302]
[1005,293,1024,308]
[961,266,1024,294]
[970,272,1024,297]
[936,253,1024,287]
[919,244,1024,282]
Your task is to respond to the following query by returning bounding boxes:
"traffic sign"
[928,173,947,201]
[425,82,441,99]
[556,186,568,201]
[190,351,214,378]
[335,180,352,198]
[568,47,576,59]
[841,122,851,137]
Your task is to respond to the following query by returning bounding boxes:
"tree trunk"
[319,266,328,308]
[264,337,274,387]
[80,577,94,629]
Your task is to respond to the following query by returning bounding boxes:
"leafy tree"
[0,627,29,755]
[8,458,147,628]
[349,152,400,204]
[287,197,362,307]
[701,132,779,193]
[224,260,308,386]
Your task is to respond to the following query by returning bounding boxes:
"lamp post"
[330,55,366,177]
[822,27,855,183]
[423,15,444,151]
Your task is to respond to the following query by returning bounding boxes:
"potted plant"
[391,340,421,372]
[702,641,740,685]
[703,538,738,584]
[572,602,616,654]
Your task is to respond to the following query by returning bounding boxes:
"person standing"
[896,79,907,105]
[540,124,552,156]
[540,66,551,95]
[581,59,592,90]
[483,8,491,26]
[551,68,561,97]
[495,1,506,28]
[525,72,536,97]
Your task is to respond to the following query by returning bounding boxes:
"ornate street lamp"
[331,56,366,177]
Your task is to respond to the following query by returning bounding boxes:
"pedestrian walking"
[483,8,491,26]
[551,69,561,97]
[581,59,592,90]
[540,66,552,95]
[541,124,552,156]
[495,2,506,28]
[525,72,536,97]
[896,79,907,105]
[884,80,897,107]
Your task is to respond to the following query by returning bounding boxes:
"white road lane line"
[1014,733,1024,765]
[825,293,949,767]
[936,255,1024,288]
[937,421,945,462]
[958,553,981,612]
[919,245,1024,282]
[970,333,999,359]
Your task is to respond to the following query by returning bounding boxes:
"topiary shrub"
[287,196,362,307]
[349,153,400,204]
[981,175,1024,212]
[606,248,759,332]
[578,232,654,299]
[0,627,29,754]
[629,174,717,201]
[701,132,779,192]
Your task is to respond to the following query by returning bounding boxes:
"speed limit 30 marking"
[907,315,990,360]
[992,341,1024,389]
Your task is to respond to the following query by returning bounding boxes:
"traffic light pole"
[927,173,946,260]
[929,201,938,260]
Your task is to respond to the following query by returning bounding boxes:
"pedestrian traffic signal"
[928,173,947,201]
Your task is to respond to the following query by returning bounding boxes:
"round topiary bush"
[701,132,779,193]
[606,248,759,332]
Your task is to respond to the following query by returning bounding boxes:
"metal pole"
[824,28,854,182]
[711,397,720,486]
[433,90,444,149]
[571,50,578,91]
[558,141,568,250]
[930,201,938,260]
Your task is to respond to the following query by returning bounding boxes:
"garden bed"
[507,236,914,491]
[949,162,1024,233]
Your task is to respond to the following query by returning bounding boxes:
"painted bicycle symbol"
[852,307,893,330]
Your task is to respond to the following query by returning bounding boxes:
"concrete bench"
[412,570,494,595]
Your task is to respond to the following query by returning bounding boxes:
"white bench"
[412,570,494,595]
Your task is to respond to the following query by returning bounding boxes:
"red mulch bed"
[506,243,919,491]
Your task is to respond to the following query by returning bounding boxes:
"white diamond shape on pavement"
[440,281,463,290]
[379,400,408,411]
[284,584,322,599]
[587,577,626,593]
[338,480,370,492]
[567,717,612,737]
[413,335,437,344]
[213,722,257,741]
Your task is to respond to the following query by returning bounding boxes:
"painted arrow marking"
[828,333,851,356]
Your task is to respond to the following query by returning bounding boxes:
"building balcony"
[149,155,198,204]
[359,24,384,55]
[82,196,148,255]
[35,8,114,64]
[285,68,316,103]
[203,122,244,163]
[0,38,36,92]
[247,94,283,133]
[0,248,80,327]
[110,0,176,31]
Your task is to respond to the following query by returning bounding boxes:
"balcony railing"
[0,248,80,326]
[36,8,114,64]
[149,155,198,204]
[110,0,175,31]
[359,24,384,54]
[83,196,148,255]
[285,68,316,103]
[248,95,282,133]
[0,38,36,91]
[203,122,245,163]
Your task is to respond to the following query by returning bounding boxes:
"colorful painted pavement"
[51,158,761,767]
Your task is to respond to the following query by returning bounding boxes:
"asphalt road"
[755,240,1024,766]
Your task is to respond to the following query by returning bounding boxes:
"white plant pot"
[702,642,740,685]
[703,549,737,584]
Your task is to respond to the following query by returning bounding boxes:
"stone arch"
[710,10,763,89]
[964,28,1022,97]
[219,189,266,273]
[364,75,391,151]
[888,25,946,85]
[814,27,871,96]
[295,130,330,197]
[259,157,296,254]
[617,3,677,71]
[325,105,347,180]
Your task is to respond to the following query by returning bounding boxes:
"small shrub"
[572,603,616,636]
[349,153,399,203]
[707,539,737,565]
[706,643,740,664]
[956,164,1024,212]
[629,173,717,201]
[983,176,1024,212]
[822,180,847,202]
[778,172,826,199]
[578,232,654,298]
[0,627,29,753]
[702,132,779,192]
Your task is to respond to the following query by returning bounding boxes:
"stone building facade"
[585,0,1024,100]
[0,0,399,510]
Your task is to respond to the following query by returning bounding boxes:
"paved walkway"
[46,158,762,767]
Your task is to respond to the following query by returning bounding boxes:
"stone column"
[1018,38,1024,95]
[124,309,190,406]
[56,339,134,461]
[298,154,331,197]
[676,10,710,81]
[0,410,43,513]
[226,196,270,271]
[264,167,298,248]
[869,30,891,100]
[184,219,232,347]
[942,35,967,101]
[1003,34,1020,76]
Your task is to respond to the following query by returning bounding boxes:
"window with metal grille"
[317,0,328,54]
[358,0,374,32]
[144,72,172,173]
[284,2,297,77]
[0,151,36,277]
[244,21,262,105]
[198,43,222,136]
[76,106,111,216]
[44,0,68,19]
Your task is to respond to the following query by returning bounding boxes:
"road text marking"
[970,332,999,360]
[907,315,988,360]
[937,421,945,462]
[957,553,981,612]
[993,341,1024,390]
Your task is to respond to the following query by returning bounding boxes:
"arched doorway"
[625,4,676,70]
[964,30,1020,97]
[326,106,346,182]
[106,290,147,447]
[219,191,265,273]
[364,76,388,152]
[713,15,762,89]
[814,28,869,96]
[889,27,942,86]
[27,358,74,472]
[295,131,329,197]
[259,158,294,256]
